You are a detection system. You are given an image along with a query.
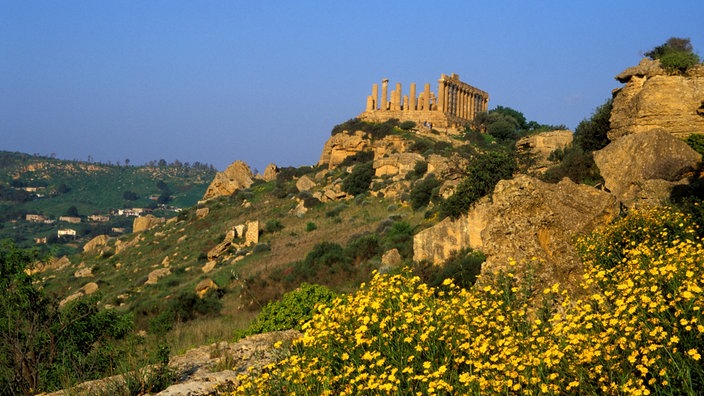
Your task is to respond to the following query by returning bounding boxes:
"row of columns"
[437,74,489,120]
[369,80,435,112]
[365,74,488,122]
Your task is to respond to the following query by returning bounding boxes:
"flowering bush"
[235,207,703,395]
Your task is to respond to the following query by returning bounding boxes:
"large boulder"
[202,160,255,200]
[133,214,165,233]
[516,130,573,173]
[260,163,279,182]
[609,58,704,140]
[318,131,370,169]
[415,175,619,291]
[295,175,316,192]
[594,129,702,207]
[373,152,424,178]
[83,234,110,253]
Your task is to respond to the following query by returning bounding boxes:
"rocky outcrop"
[374,152,424,178]
[594,129,702,207]
[133,214,165,233]
[260,163,279,181]
[610,58,704,140]
[146,268,171,285]
[516,130,573,173]
[318,131,370,169]
[202,160,255,200]
[415,175,618,290]
[207,220,259,260]
[83,234,110,253]
[195,278,218,298]
[196,207,210,219]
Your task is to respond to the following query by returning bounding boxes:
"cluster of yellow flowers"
[234,207,703,395]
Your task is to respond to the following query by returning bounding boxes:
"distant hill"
[0,151,216,253]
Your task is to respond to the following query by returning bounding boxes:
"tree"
[573,98,612,152]
[123,190,139,201]
[341,162,374,196]
[65,205,79,217]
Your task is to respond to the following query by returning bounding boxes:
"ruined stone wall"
[359,73,489,129]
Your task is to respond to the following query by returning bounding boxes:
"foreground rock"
[609,58,704,140]
[202,160,255,200]
[43,330,300,396]
[594,129,702,208]
[415,175,619,291]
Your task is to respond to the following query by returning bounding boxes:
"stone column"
[381,79,389,111]
[424,83,431,111]
[409,83,417,111]
[372,83,379,111]
[437,79,445,113]
[393,82,402,110]
[403,95,408,111]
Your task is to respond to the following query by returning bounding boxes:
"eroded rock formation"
[202,160,255,200]
[610,58,704,140]
[516,130,573,173]
[133,214,165,233]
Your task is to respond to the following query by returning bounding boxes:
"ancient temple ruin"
[358,73,489,129]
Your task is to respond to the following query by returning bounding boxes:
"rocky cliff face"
[515,130,573,173]
[414,175,618,291]
[609,58,704,140]
[202,160,255,200]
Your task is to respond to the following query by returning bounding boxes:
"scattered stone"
[381,249,402,268]
[82,282,99,295]
[146,268,171,285]
[202,260,217,273]
[74,267,93,278]
[196,207,210,219]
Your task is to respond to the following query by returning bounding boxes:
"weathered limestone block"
[133,215,165,233]
[245,220,259,246]
[610,59,704,140]
[202,160,255,200]
[594,129,702,207]
[381,248,402,268]
[146,268,171,285]
[413,203,486,264]
[202,260,217,273]
[84,234,110,253]
[295,175,316,192]
[373,152,424,177]
[74,266,93,278]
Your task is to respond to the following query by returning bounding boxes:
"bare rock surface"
[260,163,279,181]
[415,175,618,291]
[610,58,704,140]
[83,234,110,253]
[516,130,573,173]
[202,160,255,200]
[594,129,702,207]
[295,174,316,192]
[133,215,165,233]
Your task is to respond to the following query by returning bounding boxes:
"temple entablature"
[359,73,489,130]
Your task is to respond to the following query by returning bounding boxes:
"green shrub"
[409,175,441,210]
[305,222,317,232]
[253,243,271,254]
[345,233,380,264]
[439,150,517,219]
[573,98,611,152]
[398,120,416,130]
[325,203,347,218]
[264,219,285,233]
[414,248,485,290]
[341,162,374,196]
[381,221,414,259]
[685,134,704,156]
[541,146,603,185]
[240,283,337,337]
[339,150,374,168]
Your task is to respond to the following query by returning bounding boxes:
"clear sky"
[2,1,703,172]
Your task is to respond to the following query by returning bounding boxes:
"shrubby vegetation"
[236,207,704,395]
[342,162,375,196]
[542,98,611,185]
[645,37,701,74]
[0,240,174,395]
[439,149,517,219]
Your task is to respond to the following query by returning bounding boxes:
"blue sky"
[2,1,703,172]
